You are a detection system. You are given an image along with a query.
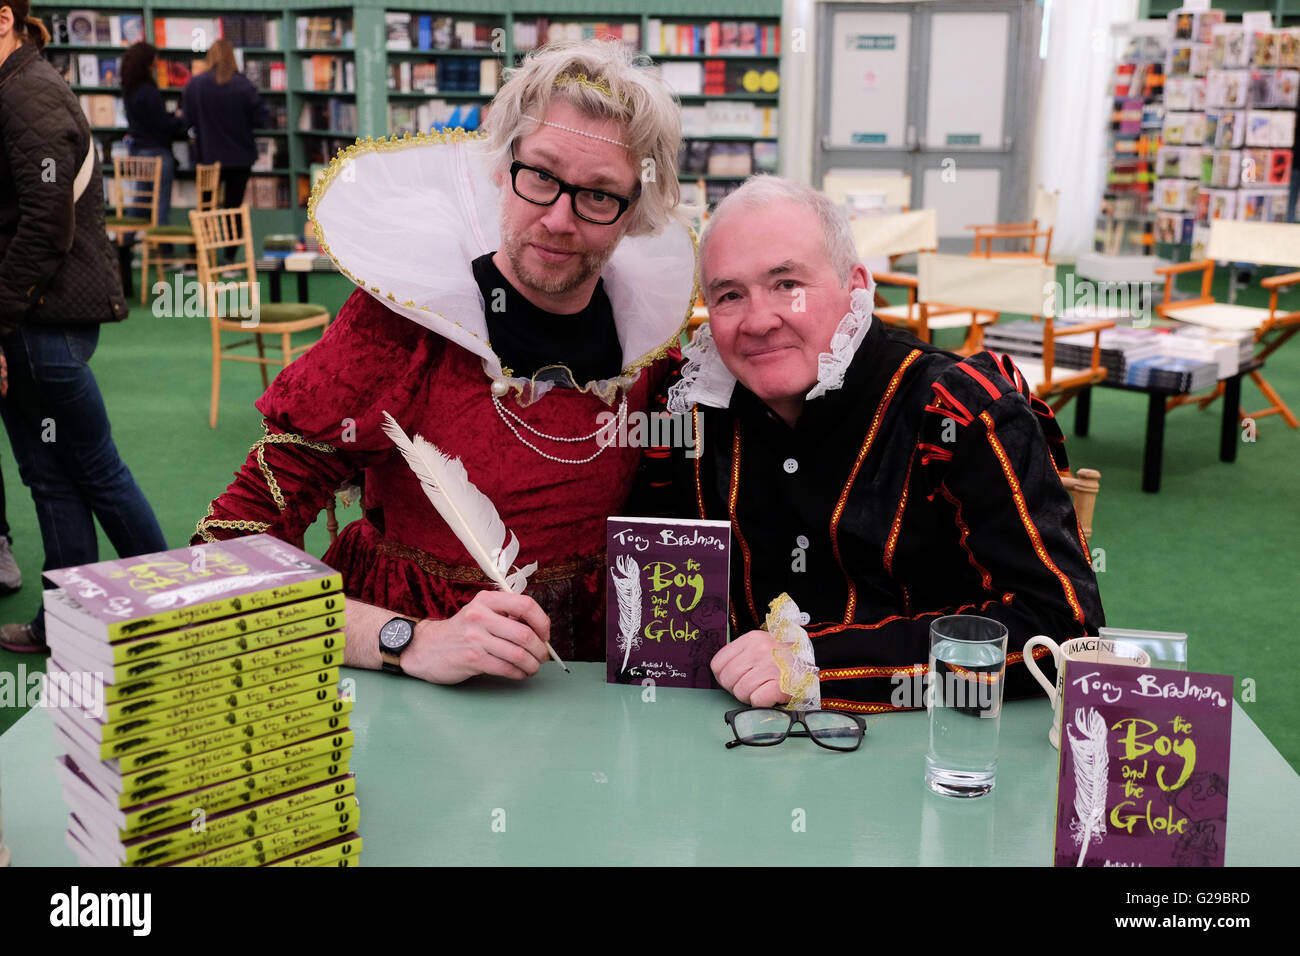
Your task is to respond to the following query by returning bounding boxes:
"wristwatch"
[378,617,416,674]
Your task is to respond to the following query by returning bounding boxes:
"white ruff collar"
[667,283,876,414]
[309,130,698,405]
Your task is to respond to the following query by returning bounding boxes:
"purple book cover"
[1053,660,1233,867]
[605,517,731,688]
[43,535,342,640]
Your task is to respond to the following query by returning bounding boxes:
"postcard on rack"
[1053,660,1233,867]
[605,517,731,688]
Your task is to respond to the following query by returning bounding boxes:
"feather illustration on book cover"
[1053,660,1233,867]
[605,517,730,688]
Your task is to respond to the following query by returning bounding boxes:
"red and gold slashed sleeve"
[811,354,1105,712]
[192,288,444,548]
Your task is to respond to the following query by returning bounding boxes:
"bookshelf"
[382,11,504,137]
[38,1,782,239]
[651,16,782,207]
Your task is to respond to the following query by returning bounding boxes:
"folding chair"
[103,156,161,295]
[140,162,221,304]
[190,205,332,428]
[1154,219,1300,428]
[865,211,998,354]
[914,254,1115,411]
[821,171,913,212]
[967,184,1058,262]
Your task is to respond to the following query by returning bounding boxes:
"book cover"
[1053,660,1232,867]
[605,517,731,688]
[42,534,342,642]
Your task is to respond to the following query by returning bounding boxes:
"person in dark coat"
[122,42,187,235]
[182,38,268,213]
[0,0,168,652]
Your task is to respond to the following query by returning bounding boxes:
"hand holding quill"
[380,411,569,673]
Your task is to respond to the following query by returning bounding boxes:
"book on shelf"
[45,534,360,867]
[385,13,412,51]
[296,16,353,50]
[152,18,223,51]
[76,53,97,86]
[513,19,638,52]
[646,19,780,57]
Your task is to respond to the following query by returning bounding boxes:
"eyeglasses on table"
[724,707,867,752]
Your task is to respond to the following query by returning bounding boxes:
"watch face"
[379,619,413,650]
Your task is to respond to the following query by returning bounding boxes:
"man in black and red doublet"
[688,316,1105,712]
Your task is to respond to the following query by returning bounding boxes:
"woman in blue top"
[182,39,268,215]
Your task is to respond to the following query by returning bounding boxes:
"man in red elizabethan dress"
[193,41,697,684]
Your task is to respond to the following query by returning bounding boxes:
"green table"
[2,664,1297,865]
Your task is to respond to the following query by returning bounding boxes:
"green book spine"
[116,710,351,779]
[121,750,352,835]
[97,690,351,765]
[111,770,356,846]
[170,799,359,866]
[94,684,350,761]
[98,666,340,746]
[268,832,362,867]
[105,611,343,685]
[104,632,342,703]
[128,791,359,866]
[103,649,341,724]
[100,576,345,642]
[101,594,343,665]
[119,726,353,809]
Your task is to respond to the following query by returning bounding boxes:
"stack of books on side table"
[43,535,362,867]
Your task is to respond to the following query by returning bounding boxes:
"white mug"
[1024,636,1151,748]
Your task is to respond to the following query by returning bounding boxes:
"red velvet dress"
[195,287,667,661]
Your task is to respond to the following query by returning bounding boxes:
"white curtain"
[1030,0,1140,260]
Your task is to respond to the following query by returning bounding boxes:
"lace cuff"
[763,593,821,710]
[806,284,876,401]
[666,324,737,414]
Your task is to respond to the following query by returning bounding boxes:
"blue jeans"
[0,324,167,638]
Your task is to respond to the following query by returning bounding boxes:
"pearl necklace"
[491,388,628,465]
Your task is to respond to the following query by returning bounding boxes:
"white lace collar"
[309,130,698,405]
[667,282,877,414]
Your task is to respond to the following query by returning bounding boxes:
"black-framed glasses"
[508,157,638,225]
[724,708,867,752]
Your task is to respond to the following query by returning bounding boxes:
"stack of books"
[45,535,361,867]
[1125,354,1219,391]
[984,319,1166,380]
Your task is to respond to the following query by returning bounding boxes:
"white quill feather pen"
[380,411,566,670]
[611,555,642,673]
[1067,706,1109,867]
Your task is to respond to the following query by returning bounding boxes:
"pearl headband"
[539,121,629,148]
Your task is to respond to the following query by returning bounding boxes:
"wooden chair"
[967,185,1058,262]
[913,254,1114,412]
[189,205,332,428]
[140,162,221,304]
[1154,219,1300,428]
[104,156,162,294]
[1059,468,1101,551]
[866,210,998,355]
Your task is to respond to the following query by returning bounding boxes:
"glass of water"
[925,615,1008,798]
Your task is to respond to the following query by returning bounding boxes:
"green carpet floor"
[1,266,1297,776]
